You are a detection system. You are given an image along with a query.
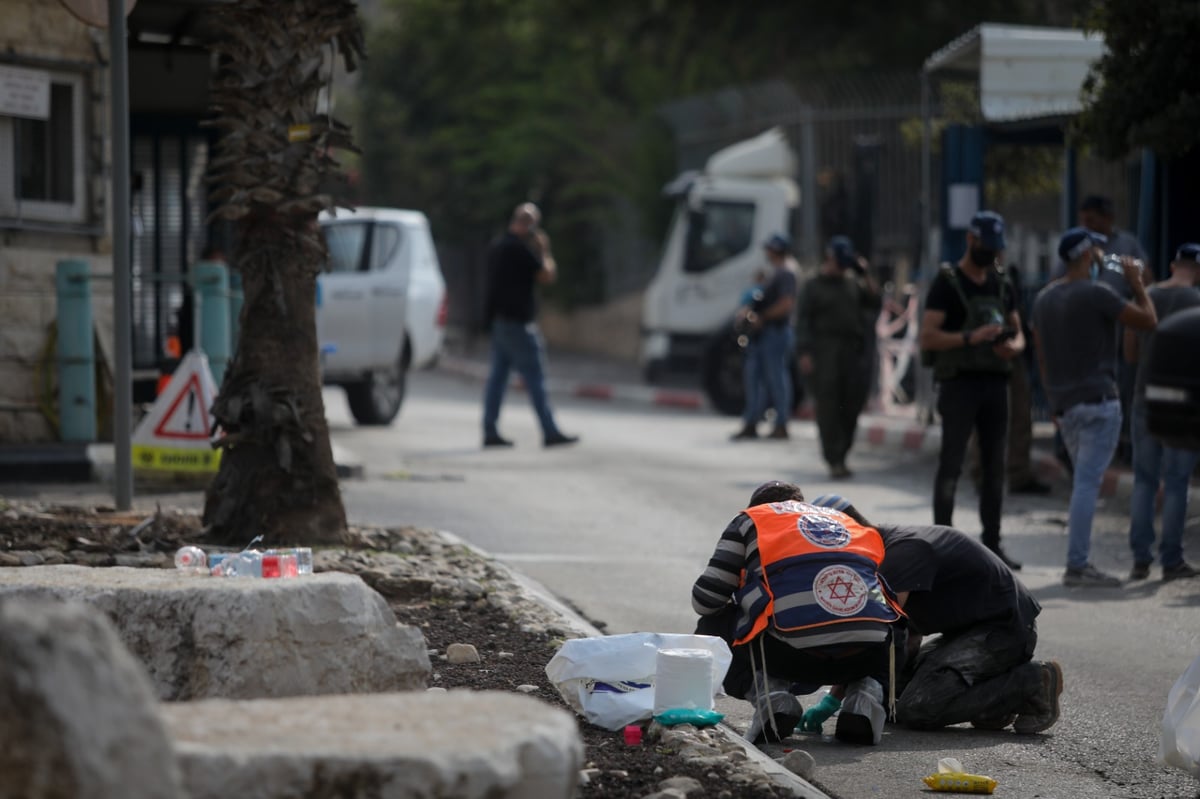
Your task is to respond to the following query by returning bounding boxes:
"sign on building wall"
[0,65,51,120]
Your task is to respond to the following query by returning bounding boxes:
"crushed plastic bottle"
[174,546,207,574]
[216,550,263,578]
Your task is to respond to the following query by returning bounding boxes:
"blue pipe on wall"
[55,260,96,442]
[192,260,231,386]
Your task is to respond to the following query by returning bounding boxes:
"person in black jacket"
[805,494,1064,736]
[481,203,578,449]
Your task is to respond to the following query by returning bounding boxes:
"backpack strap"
[941,261,1008,313]
[939,262,970,310]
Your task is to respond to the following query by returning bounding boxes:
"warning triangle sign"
[133,351,219,447]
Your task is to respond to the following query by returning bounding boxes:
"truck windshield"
[684,200,755,274]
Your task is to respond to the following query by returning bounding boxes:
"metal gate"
[129,116,214,400]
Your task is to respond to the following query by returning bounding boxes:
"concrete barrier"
[163,690,584,799]
[0,566,430,700]
[0,598,184,799]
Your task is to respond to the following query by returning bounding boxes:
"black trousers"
[896,620,1040,729]
[695,606,898,700]
[934,373,1009,547]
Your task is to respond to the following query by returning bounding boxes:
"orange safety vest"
[732,500,903,646]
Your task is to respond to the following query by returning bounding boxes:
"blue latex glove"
[799,693,842,732]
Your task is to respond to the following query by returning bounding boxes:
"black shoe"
[747,691,803,744]
[767,426,789,440]
[1010,478,1052,495]
[971,712,1017,731]
[834,711,876,745]
[1129,562,1152,581]
[483,434,514,448]
[1014,661,1063,734]
[544,432,579,448]
[1163,562,1200,582]
[830,463,853,479]
[1063,563,1121,587]
[985,543,1022,571]
[731,425,758,441]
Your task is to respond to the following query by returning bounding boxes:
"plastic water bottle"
[293,547,313,575]
[1097,254,1145,299]
[174,546,207,574]
[218,550,263,578]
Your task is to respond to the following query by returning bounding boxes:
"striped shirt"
[691,511,891,649]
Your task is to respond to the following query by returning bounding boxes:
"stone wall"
[0,0,113,444]
[539,290,644,363]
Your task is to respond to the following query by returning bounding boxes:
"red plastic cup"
[261,554,281,579]
[623,725,642,746]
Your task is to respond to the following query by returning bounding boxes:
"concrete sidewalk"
[438,345,1197,505]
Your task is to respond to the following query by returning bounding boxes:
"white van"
[317,207,447,425]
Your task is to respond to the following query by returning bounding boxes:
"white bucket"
[653,647,715,714]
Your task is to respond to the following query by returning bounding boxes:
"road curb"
[432,527,828,798]
[82,442,367,484]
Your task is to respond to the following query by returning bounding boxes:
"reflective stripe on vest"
[733,500,901,646]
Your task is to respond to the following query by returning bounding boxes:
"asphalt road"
[11,365,1197,797]
[329,367,1200,799]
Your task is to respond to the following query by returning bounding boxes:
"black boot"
[730,424,758,441]
[984,540,1022,571]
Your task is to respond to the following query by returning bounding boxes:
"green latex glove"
[799,693,842,732]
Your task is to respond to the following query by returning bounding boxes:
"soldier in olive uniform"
[796,236,881,479]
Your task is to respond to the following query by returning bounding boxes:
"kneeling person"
[811,495,1063,735]
[691,481,903,745]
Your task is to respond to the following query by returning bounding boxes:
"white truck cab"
[640,128,801,413]
[317,207,447,425]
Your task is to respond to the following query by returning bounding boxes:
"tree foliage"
[360,0,1088,302]
[1076,0,1200,159]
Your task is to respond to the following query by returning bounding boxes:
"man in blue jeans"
[731,234,798,441]
[481,203,578,449]
[1124,243,1200,581]
[1032,228,1157,586]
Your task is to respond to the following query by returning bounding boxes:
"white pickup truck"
[316,207,447,425]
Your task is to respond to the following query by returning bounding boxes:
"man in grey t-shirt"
[1032,228,1157,587]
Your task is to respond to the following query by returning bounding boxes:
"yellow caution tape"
[922,771,997,794]
[132,445,221,473]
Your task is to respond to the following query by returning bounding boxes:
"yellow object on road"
[922,771,997,793]
[923,757,997,793]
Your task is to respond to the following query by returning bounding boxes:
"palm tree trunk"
[202,0,364,546]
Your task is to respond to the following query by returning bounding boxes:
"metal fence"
[663,74,930,279]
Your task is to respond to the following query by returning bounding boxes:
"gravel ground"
[0,501,818,799]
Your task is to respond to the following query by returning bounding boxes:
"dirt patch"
[0,501,803,798]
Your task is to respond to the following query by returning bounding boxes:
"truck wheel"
[345,345,408,426]
[702,327,746,416]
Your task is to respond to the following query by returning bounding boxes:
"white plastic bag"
[1160,651,1200,777]
[544,632,732,731]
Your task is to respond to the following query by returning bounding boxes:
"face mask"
[969,248,996,267]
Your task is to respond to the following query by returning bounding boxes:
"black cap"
[1080,195,1114,215]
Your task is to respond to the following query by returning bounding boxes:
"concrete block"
[0,598,184,799]
[0,566,431,700]
[163,690,584,799]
